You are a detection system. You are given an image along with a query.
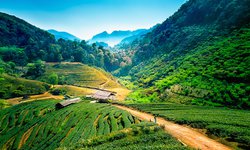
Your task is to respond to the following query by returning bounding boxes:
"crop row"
[128,103,250,148]
[0,100,139,149]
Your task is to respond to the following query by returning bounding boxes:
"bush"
[50,88,67,95]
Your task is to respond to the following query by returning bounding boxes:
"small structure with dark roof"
[56,98,81,109]
[91,90,116,102]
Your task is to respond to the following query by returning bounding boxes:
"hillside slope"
[117,0,250,108]
[89,29,147,47]
[0,74,49,99]
[0,12,54,47]
[0,12,120,72]
[39,63,119,88]
[38,63,130,100]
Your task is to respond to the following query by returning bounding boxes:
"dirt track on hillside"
[6,92,64,105]
[113,104,232,150]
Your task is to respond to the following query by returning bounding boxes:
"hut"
[91,91,116,102]
[56,98,81,109]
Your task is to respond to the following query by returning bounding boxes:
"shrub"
[50,88,67,95]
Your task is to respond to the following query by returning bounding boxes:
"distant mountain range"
[47,29,81,41]
[88,29,148,47]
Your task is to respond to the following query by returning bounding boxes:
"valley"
[0,0,249,149]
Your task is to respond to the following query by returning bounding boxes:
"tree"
[48,73,58,85]
[88,54,96,65]
[0,68,3,74]
[73,47,84,62]
[0,67,4,81]
[26,60,45,78]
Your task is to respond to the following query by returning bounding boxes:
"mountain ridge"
[0,12,55,47]
[47,29,81,41]
[89,29,148,47]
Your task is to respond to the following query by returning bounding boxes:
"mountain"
[114,25,159,51]
[119,25,159,45]
[116,0,250,109]
[47,29,81,41]
[0,12,55,47]
[0,12,121,72]
[97,41,109,48]
[89,29,147,47]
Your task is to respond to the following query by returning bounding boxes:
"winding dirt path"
[113,104,232,150]
[6,92,64,105]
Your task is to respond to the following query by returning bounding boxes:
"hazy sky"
[0,0,186,40]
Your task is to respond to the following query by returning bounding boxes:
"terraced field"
[40,63,120,89]
[0,100,189,150]
[38,63,130,100]
[0,100,139,150]
[128,103,250,149]
[62,122,188,150]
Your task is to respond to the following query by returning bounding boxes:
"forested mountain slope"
[0,12,122,72]
[0,12,55,47]
[117,0,250,108]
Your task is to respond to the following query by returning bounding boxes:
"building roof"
[92,91,115,100]
[57,98,81,107]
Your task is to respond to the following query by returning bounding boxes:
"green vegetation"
[125,28,250,108]
[38,63,121,89]
[128,103,250,149]
[0,100,141,149]
[0,100,11,110]
[25,60,46,78]
[61,122,188,150]
[1,0,249,109]
[50,88,67,95]
[0,0,250,149]
[0,74,49,99]
[0,47,27,67]
[116,0,250,109]
[48,72,59,85]
[0,12,122,72]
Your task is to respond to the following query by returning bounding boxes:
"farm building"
[56,98,81,109]
[91,90,116,102]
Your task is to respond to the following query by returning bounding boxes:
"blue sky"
[0,0,186,39]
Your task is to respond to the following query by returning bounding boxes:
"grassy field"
[0,100,187,150]
[127,103,250,149]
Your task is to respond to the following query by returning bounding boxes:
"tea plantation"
[61,122,188,150]
[0,100,187,150]
[128,103,250,149]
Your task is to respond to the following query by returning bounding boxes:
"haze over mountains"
[88,29,148,47]
[47,28,150,47]
[47,29,81,41]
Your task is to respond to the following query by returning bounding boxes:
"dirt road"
[114,104,232,150]
[6,92,64,105]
